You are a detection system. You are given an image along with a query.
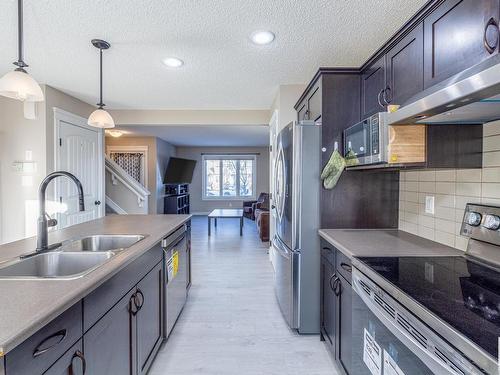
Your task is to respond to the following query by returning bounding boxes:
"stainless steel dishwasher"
[162,224,188,338]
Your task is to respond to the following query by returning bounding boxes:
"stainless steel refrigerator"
[272,120,321,333]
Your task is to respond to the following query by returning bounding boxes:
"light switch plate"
[425,196,435,214]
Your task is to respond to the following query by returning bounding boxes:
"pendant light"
[0,0,44,102]
[88,39,115,129]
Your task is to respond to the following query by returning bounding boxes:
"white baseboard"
[105,196,127,214]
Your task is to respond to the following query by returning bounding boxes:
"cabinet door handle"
[382,86,392,105]
[322,246,332,252]
[484,17,499,54]
[333,277,342,297]
[340,262,352,273]
[377,89,386,108]
[33,329,67,358]
[329,274,337,292]
[70,350,86,375]
[129,294,139,316]
[134,289,145,311]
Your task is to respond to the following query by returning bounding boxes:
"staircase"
[105,155,151,214]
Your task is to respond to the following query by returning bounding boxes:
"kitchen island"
[0,214,191,374]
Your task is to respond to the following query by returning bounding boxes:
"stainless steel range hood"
[387,57,500,125]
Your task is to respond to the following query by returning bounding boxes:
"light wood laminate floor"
[150,216,337,375]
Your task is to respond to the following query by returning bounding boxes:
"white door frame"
[106,145,149,189]
[53,107,105,219]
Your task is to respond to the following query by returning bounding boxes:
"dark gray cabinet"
[337,274,352,375]
[320,248,336,353]
[44,340,85,375]
[386,23,424,105]
[4,303,82,375]
[84,261,164,375]
[423,0,500,88]
[84,289,136,375]
[320,240,353,375]
[361,57,386,117]
[137,262,163,375]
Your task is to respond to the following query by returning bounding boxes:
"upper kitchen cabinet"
[361,57,386,117]
[385,23,424,106]
[423,0,500,88]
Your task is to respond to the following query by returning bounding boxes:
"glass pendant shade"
[0,70,44,102]
[87,108,115,129]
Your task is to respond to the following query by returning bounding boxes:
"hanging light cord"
[98,48,105,109]
[14,0,28,71]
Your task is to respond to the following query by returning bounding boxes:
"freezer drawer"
[273,236,300,329]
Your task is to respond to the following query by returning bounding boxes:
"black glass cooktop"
[357,256,500,359]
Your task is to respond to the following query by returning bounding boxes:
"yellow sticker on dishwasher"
[173,250,179,277]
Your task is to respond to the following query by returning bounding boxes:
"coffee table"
[208,209,244,236]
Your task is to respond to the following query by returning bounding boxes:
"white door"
[55,109,104,228]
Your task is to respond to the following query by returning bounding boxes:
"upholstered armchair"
[243,192,269,220]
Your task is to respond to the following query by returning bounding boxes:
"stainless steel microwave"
[344,113,389,165]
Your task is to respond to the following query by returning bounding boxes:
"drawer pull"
[322,247,332,252]
[70,350,86,375]
[129,294,139,316]
[340,263,352,273]
[32,329,67,358]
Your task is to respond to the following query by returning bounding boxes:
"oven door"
[351,269,482,375]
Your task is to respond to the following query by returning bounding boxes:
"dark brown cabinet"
[296,81,322,122]
[423,0,500,88]
[361,57,386,117]
[386,23,424,105]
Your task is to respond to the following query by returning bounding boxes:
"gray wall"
[176,147,270,214]
[156,138,177,213]
[105,136,176,214]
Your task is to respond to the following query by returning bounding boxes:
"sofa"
[243,193,269,220]
[255,209,270,242]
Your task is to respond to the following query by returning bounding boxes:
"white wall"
[399,121,500,250]
[176,147,270,214]
[271,84,306,132]
[0,98,46,244]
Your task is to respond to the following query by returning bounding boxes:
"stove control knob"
[465,212,482,226]
[483,214,500,230]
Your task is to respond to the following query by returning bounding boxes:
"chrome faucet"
[36,171,85,252]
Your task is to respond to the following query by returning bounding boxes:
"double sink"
[0,235,145,279]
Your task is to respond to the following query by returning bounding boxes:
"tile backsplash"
[399,120,500,250]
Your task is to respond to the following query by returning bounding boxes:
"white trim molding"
[53,107,105,219]
[201,154,257,201]
[105,196,127,214]
[106,145,149,189]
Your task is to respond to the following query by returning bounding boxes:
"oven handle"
[351,269,482,375]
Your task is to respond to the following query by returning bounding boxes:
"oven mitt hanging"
[321,149,345,190]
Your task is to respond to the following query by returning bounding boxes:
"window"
[203,155,256,200]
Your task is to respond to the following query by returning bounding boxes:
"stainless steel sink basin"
[0,251,115,279]
[61,235,145,252]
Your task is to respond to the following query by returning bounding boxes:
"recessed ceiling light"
[106,130,124,138]
[251,31,275,45]
[162,57,184,68]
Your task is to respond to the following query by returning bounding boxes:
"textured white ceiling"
[0,0,427,110]
[114,125,270,147]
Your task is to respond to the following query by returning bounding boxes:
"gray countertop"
[318,229,464,259]
[0,214,190,356]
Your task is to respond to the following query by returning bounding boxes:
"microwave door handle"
[352,274,479,375]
